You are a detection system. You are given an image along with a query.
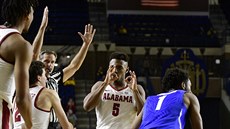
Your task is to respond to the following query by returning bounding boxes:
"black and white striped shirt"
[46,70,63,122]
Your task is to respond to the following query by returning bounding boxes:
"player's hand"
[104,65,118,84]
[126,70,138,91]
[78,24,96,46]
[40,6,48,30]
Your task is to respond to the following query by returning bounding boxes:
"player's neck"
[30,84,38,88]
[112,81,127,89]
[10,25,23,34]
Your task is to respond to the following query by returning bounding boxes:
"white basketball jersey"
[13,86,50,129]
[0,28,19,109]
[95,85,137,129]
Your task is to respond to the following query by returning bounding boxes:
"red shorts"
[0,99,12,129]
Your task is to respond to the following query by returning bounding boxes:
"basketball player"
[131,68,203,129]
[32,11,96,127]
[83,51,146,129]
[0,0,38,128]
[13,61,74,129]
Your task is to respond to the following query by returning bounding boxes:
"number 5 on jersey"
[112,103,120,116]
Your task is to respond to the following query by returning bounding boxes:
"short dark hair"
[39,50,57,60]
[162,68,189,92]
[1,0,38,27]
[29,61,45,85]
[109,52,129,62]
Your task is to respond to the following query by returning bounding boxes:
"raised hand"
[104,65,118,84]
[78,24,96,45]
[40,6,48,29]
[126,70,138,91]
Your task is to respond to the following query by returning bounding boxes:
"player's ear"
[37,76,41,81]
[181,82,186,90]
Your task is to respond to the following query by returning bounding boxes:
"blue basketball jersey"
[140,90,188,129]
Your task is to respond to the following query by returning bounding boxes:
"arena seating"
[108,14,220,47]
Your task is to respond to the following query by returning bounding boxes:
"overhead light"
[215,59,220,64]
[66,53,71,59]
[165,38,170,44]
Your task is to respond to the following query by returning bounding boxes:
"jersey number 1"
[156,95,167,110]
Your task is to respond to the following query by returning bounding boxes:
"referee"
[33,13,96,128]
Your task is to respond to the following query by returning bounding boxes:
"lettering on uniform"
[103,93,133,103]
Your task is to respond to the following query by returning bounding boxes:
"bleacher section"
[0,0,90,45]
[108,14,220,47]
[0,1,220,47]
[219,0,230,26]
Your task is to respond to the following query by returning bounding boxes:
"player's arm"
[184,93,203,129]
[131,108,143,129]
[134,84,146,115]
[127,70,145,115]
[48,89,74,129]
[63,24,96,82]
[14,38,33,129]
[83,66,116,111]
[83,81,107,111]
[32,7,48,60]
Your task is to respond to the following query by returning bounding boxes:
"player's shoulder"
[8,32,28,44]
[91,81,106,91]
[41,88,61,103]
[3,32,31,49]
[12,37,32,54]
[42,87,58,97]
[94,81,104,86]
[137,84,144,89]
[184,91,197,99]
[183,91,199,106]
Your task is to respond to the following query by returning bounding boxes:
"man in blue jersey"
[131,68,203,129]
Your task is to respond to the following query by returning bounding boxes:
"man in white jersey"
[83,52,146,129]
[32,8,96,128]
[13,61,74,129]
[0,0,38,128]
